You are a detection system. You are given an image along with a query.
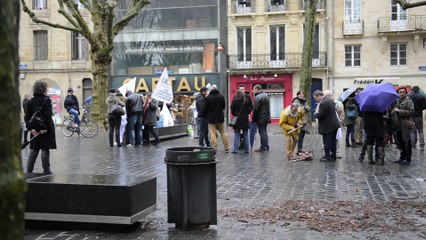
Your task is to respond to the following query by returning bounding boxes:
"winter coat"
[279,106,304,137]
[252,91,270,125]
[343,97,358,125]
[195,93,208,118]
[24,93,57,150]
[105,94,124,114]
[64,95,79,114]
[143,99,158,126]
[230,96,253,130]
[407,91,426,118]
[205,89,225,124]
[125,92,144,116]
[292,97,310,130]
[361,111,385,138]
[314,96,341,135]
[391,96,415,131]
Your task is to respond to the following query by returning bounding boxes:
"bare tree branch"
[57,0,81,29]
[61,0,95,44]
[112,0,150,36]
[395,0,426,9]
[20,0,81,32]
[79,0,93,12]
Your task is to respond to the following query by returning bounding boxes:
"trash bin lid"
[165,147,216,163]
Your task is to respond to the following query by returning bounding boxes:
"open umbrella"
[338,86,357,102]
[355,83,399,113]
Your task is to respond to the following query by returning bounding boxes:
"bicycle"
[61,107,98,138]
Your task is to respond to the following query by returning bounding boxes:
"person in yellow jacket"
[279,103,305,160]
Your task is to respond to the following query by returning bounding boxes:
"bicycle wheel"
[79,120,98,138]
[61,118,74,137]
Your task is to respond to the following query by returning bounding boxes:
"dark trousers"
[197,117,210,147]
[27,149,51,174]
[395,130,412,162]
[108,114,121,146]
[143,125,159,143]
[297,130,306,151]
[322,129,338,160]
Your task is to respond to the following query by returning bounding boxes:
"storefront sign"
[111,74,220,94]
[353,77,399,85]
[125,45,204,54]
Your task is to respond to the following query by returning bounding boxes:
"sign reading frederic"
[353,77,400,85]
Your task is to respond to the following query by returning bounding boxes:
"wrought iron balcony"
[231,0,256,14]
[342,20,364,36]
[377,15,426,33]
[227,52,327,70]
[266,0,287,12]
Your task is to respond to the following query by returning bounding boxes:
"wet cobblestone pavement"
[23,125,426,240]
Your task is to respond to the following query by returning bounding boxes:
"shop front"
[229,74,293,124]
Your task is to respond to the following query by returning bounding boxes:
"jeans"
[233,128,249,153]
[69,108,80,125]
[257,124,269,150]
[345,124,355,144]
[297,130,306,151]
[128,113,143,145]
[322,129,338,160]
[108,114,121,146]
[208,123,228,150]
[197,117,210,147]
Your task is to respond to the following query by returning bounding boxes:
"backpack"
[345,104,358,120]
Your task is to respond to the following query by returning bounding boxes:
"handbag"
[229,98,245,127]
[111,104,125,115]
[29,97,48,131]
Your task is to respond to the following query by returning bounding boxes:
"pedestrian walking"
[230,90,252,154]
[313,90,341,162]
[392,87,415,165]
[24,81,56,174]
[279,103,305,160]
[292,90,310,153]
[195,87,210,147]
[106,88,124,147]
[252,84,271,152]
[205,84,228,152]
[143,92,160,145]
[407,86,426,151]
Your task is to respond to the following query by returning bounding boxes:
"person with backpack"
[343,93,359,147]
[106,88,125,147]
[24,81,56,174]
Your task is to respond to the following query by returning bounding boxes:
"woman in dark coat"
[230,90,252,153]
[362,111,385,165]
[24,81,56,174]
[143,93,160,145]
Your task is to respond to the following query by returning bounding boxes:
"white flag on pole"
[118,77,136,96]
[152,67,173,104]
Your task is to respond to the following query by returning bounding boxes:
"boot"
[367,145,374,164]
[377,146,385,165]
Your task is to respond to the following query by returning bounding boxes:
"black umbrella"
[22,133,39,150]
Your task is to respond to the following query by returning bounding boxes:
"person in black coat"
[313,90,341,161]
[205,84,229,152]
[64,87,80,126]
[24,81,56,174]
[361,111,386,165]
[22,94,31,144]
[230,90,253,153]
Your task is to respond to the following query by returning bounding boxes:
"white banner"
[152,67,173,104]
[118,77,136,96]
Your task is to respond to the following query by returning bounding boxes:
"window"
[72,32,88,60]
[34,31,48,61]
[300,0,324,10]
[302,23,320,59]
[391,0,407,21]
[270,25,285,60]
[33,0,47,10]
[390,43,407,66]
[269,0,285,11]
[237,27,252,61]
[73,0,84,9]
[344,0,361,23]
[345,45,361,67]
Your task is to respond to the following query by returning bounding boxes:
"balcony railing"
[231,0,256,14]
[377,15,426,33]
[228,52,327,70]
[266,0,287,12]
[342,20,364,36]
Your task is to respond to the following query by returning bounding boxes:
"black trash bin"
[165,147,217,230]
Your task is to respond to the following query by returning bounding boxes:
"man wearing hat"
[64,87,80,126]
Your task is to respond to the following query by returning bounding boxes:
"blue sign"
[419,66,426,71]
[19,64,28,70]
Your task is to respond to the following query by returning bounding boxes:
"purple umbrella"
[355,83,399,113]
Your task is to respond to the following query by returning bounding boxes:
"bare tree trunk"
[0,0,27,239]
[300,0,317,121]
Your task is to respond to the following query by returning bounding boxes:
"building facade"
[19,0,93,124]
[226,0,328,122]
[329,0,426,96]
